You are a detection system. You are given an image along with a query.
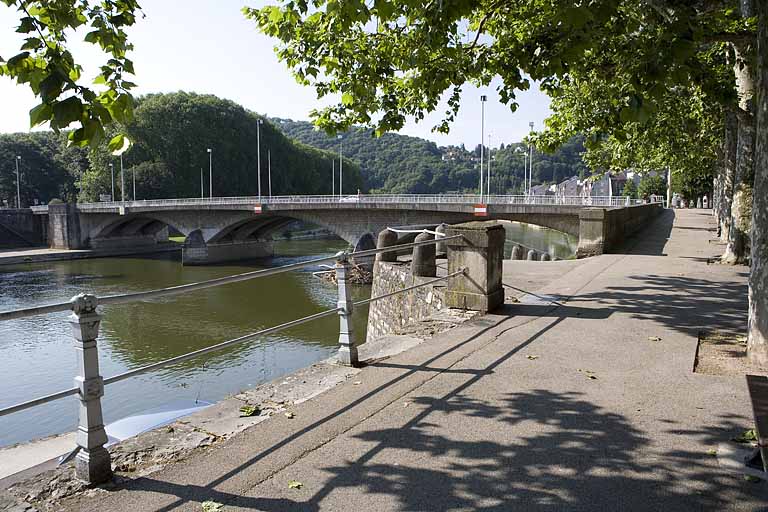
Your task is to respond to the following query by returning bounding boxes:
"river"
[0,223,576,448]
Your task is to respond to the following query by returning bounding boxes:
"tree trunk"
[748,0,768,366]
[722,42,756,265]
[719,110,738,241]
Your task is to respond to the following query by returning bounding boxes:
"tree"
[247,1,766,362]
[622,180,637,199]
[637,175,666,199]
[0,1,141,149]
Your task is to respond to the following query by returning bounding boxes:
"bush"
[637,175,666,198]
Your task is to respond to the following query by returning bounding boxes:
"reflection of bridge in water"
[29,195,663,264]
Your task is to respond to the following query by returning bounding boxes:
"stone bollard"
[335,253,359,367]
[444,221,505,312]
[697,197,703,209]
[541,253,551,261]
[510,245,523,260]
[526,249,539,261]
[703,196,709,209]
[69,293,112,484]
[375,229,398,262]
[411,232,437,277]
[435,223,448,257]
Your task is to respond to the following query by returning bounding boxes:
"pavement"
[41,210,768,510]
[0,244,180,266]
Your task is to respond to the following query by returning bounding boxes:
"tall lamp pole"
[207,148,213,198]
[109,162,114,201]
[338,135,343,196]
[200,167,204,198]
[268,149,272,197]
[487,133,492,198]
[528,121,534,196]
[332,159,335,197]
[257,119,263,199]
[480,95,487,202]
[15,155,21,208]
[132,165,136,200]
[120,154,125,203]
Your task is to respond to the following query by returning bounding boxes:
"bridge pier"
[182,231,274,265]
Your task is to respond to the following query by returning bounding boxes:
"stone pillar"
[697,197,703,209]
[68,294,112,484]
[509,245,523,260]
[335,253,359,367]
[411,232,436,277]
[576,208,606,258]
[526,249,539,261]
[435,223,448,257]
[375,229,398,262]
[444,221,505,312]
[541,253,551,261]
[48,203,84,249]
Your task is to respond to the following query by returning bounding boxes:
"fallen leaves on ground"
[285,411,295,419]
[733,429,757,443]
[288,480,303,489]
[202,501,223,512]
[239,405,260,417]
[648,336,662,342]
[577,369,598,380]
[706,448,717,456]
[526,355,539,360]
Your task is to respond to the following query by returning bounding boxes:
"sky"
[0,0,553,148]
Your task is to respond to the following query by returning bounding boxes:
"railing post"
[335,253,359,367]
[69,293,112,484]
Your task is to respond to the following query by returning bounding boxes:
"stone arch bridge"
[31,195,662,264]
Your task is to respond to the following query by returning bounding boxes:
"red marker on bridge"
[254,204,263,214]
[474,204,488,217]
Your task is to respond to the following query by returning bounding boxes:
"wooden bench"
[746,374,768,473]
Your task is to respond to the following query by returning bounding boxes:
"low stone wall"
[182,239,274,265]
[0,208,45,247]
[366,260,447,343]
[577,203,662,257]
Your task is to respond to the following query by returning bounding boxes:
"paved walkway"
[65,209,766,511]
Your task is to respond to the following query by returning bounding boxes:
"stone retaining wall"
[576,203,663,257]
[366,260,447,343]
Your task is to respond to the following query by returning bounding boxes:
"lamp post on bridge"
[15,155,21,208]
[338,136,344,196]
[528,121,535,196]
[120,154,125,203]
[487,133,492,198]
[257,118,263,200]
[109,162,114,201]
[479,95,487,203]
[332,159,335,197]
[268,149,272,197]
[207,148,213,198]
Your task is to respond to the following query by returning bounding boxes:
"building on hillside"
[581,171,628,198]
[530,184,554,196]
[555,175,583,198]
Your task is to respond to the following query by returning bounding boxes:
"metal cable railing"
[0,235,463,321]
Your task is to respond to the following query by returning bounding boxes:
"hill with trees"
[273,118,588,194]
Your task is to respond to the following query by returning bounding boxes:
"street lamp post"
[207,148,213,198]
[200,167,204,198]
[332,159,335,197]
[132,165,136,201]
[268,149,272,197]
[480,95,487,202]
[487,133,492,198]
[120,154,125,203]
[257,119,263,199]
[109,162,114,201]
[338,135,343,196]
[528,122,534,196]
[15,155,21,208]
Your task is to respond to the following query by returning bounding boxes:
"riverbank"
[0,244,181,266]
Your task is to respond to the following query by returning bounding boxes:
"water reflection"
[502,222,577,259]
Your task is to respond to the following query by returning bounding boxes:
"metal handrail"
[28,194,663,212]
[0,266,465,418]
[0,235,464,321]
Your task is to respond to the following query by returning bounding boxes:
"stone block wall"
[366,260,447,343]
[0,209,45,247]
[576,203,662,257]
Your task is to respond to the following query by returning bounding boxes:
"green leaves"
[3,0,140,145]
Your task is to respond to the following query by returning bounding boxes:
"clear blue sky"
[0,0,552,148]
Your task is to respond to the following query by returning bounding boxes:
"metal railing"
[28,194,662,213]
[0,234,464,484]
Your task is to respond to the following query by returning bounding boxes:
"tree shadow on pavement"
[568,273,748,336]
[294,389,765,511]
